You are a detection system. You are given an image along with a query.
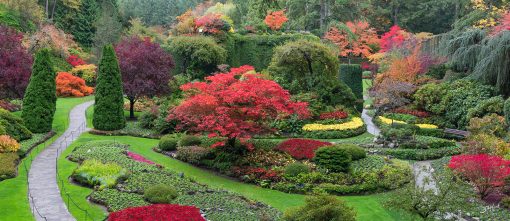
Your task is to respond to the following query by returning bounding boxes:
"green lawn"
[60,133,416,221]
[0,96,94,221]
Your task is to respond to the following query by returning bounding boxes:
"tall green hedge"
[223,33,319,70]
[505,98,510,126]
[339,64,363,100]
[93,45,125,131]
[21,49,57,133]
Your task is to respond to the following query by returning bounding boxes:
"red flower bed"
[276,139,332,160]
[108,204,205,221]
[66,55,86,67]
[392,108,430,118]
[231,166,281,182]
[127,152,155,165]
[319,111,348,120]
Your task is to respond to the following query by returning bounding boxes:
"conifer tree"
[21,49,57,133]
[93,45,126,131]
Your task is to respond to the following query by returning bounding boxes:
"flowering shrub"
[264,10,288,31]
[127,152,155,165]
[0,135,20,153]
[276,139,332,160]
[319,111,348,120]
[449,154,510,198]
[56,72,94,97]
[66,55,86,67]
[108,204,205,221]
[195,13,231,34]
[70,64,97,86]
[392,108,430,118]
[379,116,438,129]
[230,166,282,182]
[303,117,364,131]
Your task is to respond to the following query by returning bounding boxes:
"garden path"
[28,101,94,221]
[362,95,380,136]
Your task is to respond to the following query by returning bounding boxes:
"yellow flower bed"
[378,116,439,129]
[303,117,364,131]
[378,116,406,125]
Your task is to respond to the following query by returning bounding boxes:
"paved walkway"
[28,101,94,221]
[361,95,380,136]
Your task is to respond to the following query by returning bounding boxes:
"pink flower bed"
[127,152,155,165]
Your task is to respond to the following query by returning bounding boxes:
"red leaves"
[392,108,430,118]
[276,139,332,160]
[66,55,86,67]
[169,66,310,142]
[491,12,510,36]
[265,10,288,31]
[231,166,282,182]
[0,25,32,99]
[56,72,94,97]
[324,21,379,58]
[195,14,228,34]
[319,111,348,120]
[449,154,510,198]
[108,204,205,221]
[380,25,407,52]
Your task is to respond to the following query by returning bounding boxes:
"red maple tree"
[448,154,510,199]
[324,21,379,58]
[380,25,407,52]
[168,65,310,148]
[66,55,86,67]
[264,10,288,31]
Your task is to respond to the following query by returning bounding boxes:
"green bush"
[285,163,310,177]
[0,108,32,141]
[21,49,57,133]
[0,153,18,180]
[159,134,180,151]
[375,146,461,160]
[283,195,356,221]
[139,111,157,129]
[72,159,126,189]
[413,83,448,115]
[505,98,510,126]
[383,113,417,124]
[313,146,352,172]
[179,135,202,147]
[466,96,504,120]
[339,64,363,100]
[175,146,210,165]
[399,136,456,149]
[335,144,366,161]
[302,125,366,139]
[143,184,179,204]
[167,36,227,79]
[93,45,126,131]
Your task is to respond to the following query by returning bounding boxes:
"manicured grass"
[0,96,94,221]
[62,133,417,221]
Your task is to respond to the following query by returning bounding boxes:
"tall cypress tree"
[93,44,125,131]
[21,49,57,133]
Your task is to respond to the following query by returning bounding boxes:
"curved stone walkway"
[361,95,380,136]
[28,101,94,221]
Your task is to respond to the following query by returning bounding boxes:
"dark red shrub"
[319,111,348,120]
[392,108,430,118]
[108,204,205,221]
[66,55,86,67]
[230,166,282,182]
[277,139,332,160]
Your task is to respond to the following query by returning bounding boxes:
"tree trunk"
[319,0,326,30]
[129,98,135,119]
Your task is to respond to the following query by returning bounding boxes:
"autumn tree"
[380,25,408,52]
[0,25,33,99]
[21,49,56,133]
[115,37,175,119]
[325,21,379,58]
[449,154,510,199]
[265,10,288,31]
[168,65,310,149]
[56,72,94,97]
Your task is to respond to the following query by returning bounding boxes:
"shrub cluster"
[143,184,179,204]
[0,108,32,141]
[0,135,20,153]
[276,139,332,160]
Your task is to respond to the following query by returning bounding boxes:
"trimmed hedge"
[339,64,363,100]
[505,97,510,125]
[159,134,180,151]
[0,152,18,180]
[372,146,461,161]
[314,146,352,172]
[21,49,57,133]
[93,45,126,131]
[302,125,366,139]
[223,33,319,70]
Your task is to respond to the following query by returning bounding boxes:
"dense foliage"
[108,204,205,221]
[0,25,32,99]
[56,72,94,97]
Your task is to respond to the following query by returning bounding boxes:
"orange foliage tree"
[56,72,94,97]
[264,10,288,31]
[325,21,379,58]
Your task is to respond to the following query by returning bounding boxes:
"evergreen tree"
[54,0,98,47]
[93,0,122,59]
[93,45,125,131]
[21,49,57,133]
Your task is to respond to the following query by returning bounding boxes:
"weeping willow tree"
[472,31,510,96]
[439,29,486,72]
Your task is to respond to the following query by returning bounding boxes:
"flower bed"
[276,139,332,160]
[127,152,155,165]
[69,141,280,220]
[108,204,205,221]
[302,117,367,139]
[72,159,126,189]
[378,116,438,129]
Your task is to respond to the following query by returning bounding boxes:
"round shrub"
[178,135,202,147]
[139,111,157,129]
[159,134,180,151]
[313,146,352,173]
[0,135,20,153]
[143,184,179,204]
[283,195,356,221]
[276,139,332,160]
[336,144,366,161]
[284,163,310,177]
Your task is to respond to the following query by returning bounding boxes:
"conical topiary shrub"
[21,48,57,133]
[93,44,126,131]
